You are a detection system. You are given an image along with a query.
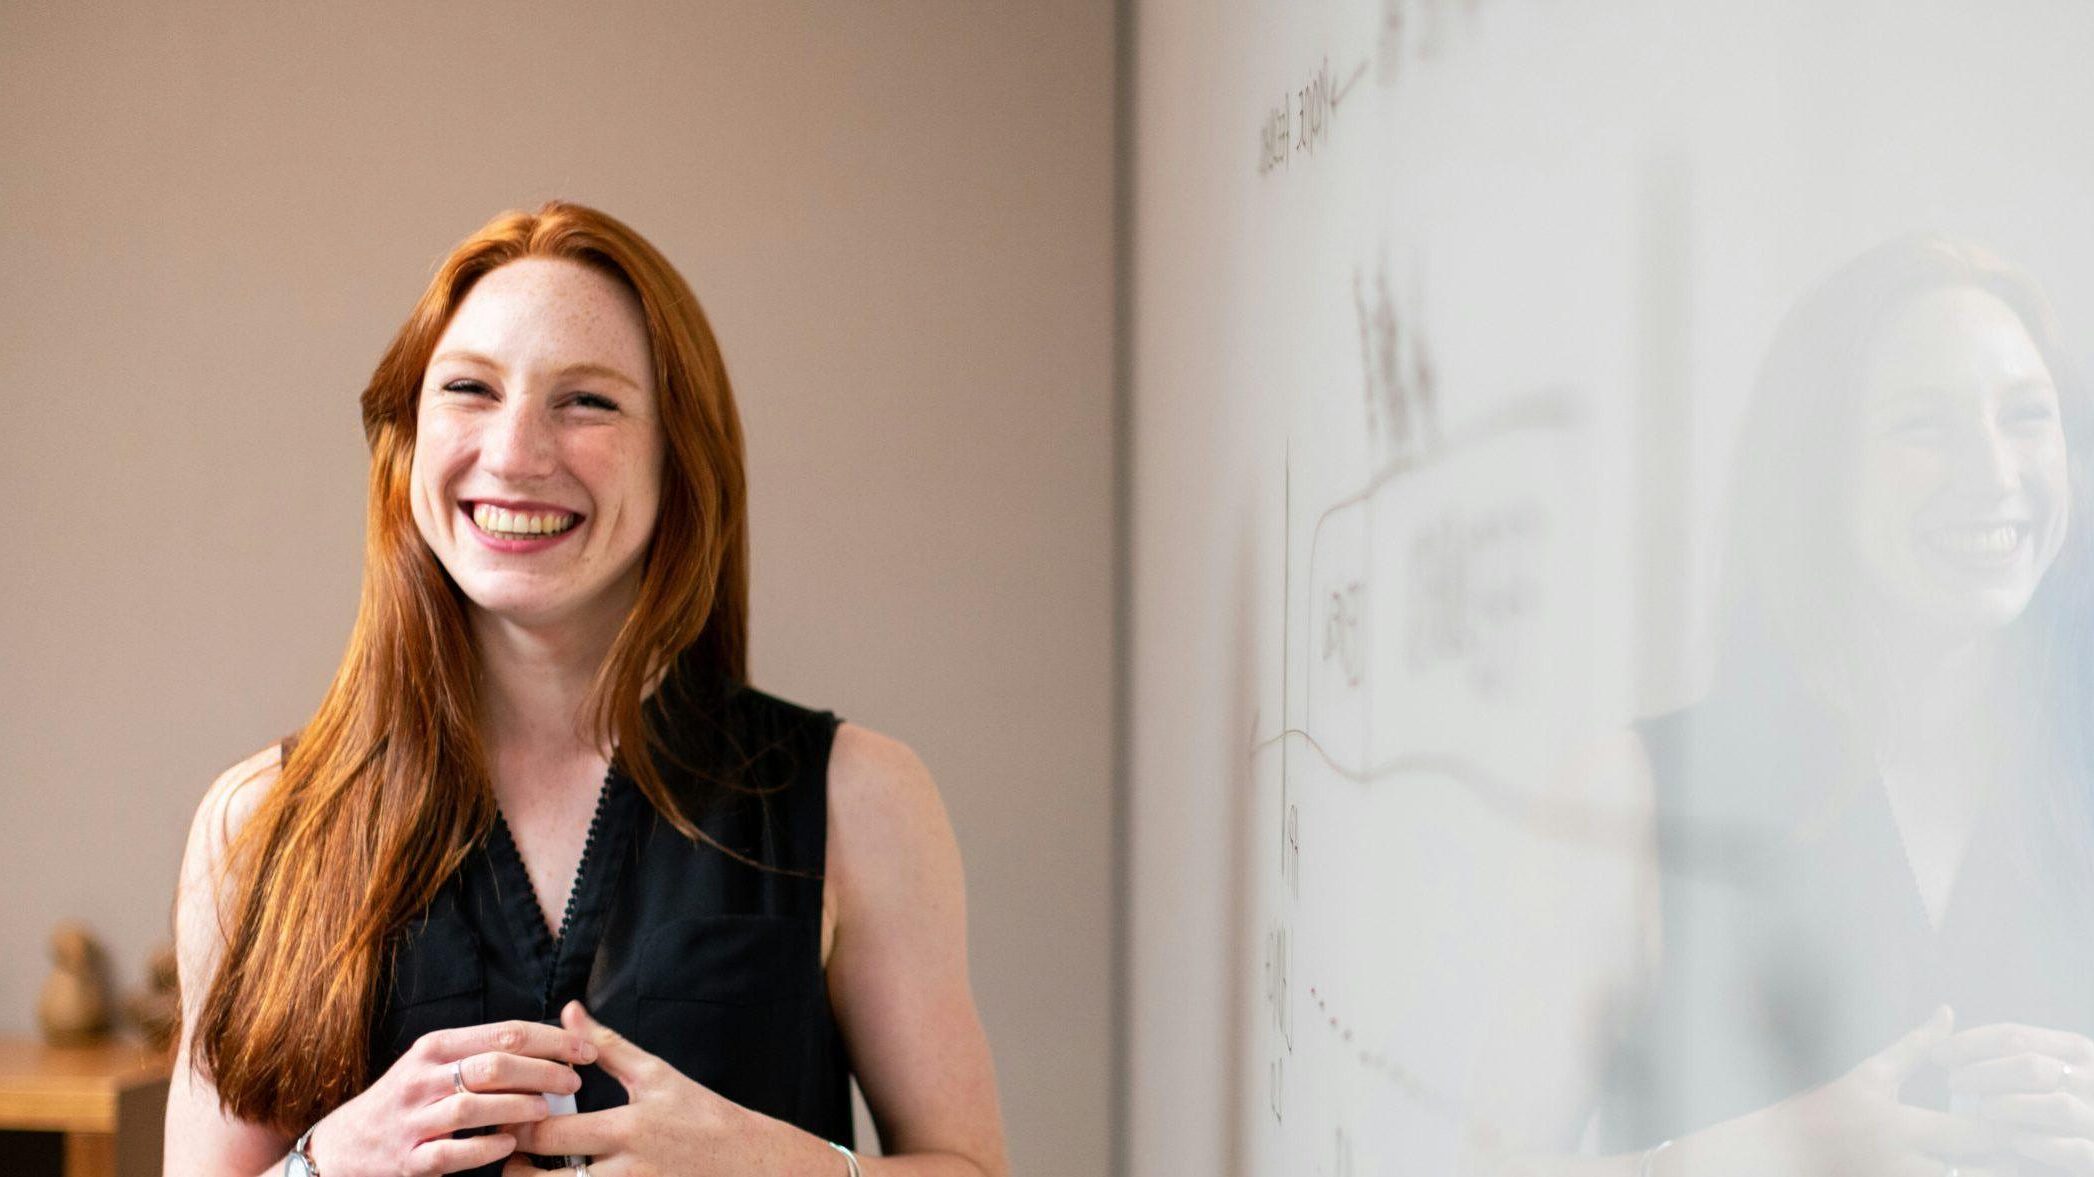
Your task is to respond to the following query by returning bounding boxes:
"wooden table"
[0,1036,171,1177]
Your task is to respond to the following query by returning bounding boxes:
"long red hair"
[188,200,752,1133]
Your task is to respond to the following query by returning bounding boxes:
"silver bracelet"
[1638,1139,1673,1177]
[829,1140,864,1177]
[282,1125,321,1176]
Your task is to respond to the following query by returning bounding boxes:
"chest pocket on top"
[632,914,825,1118]
[637,914,820,1005]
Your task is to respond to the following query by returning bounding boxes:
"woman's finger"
[561,1000,665,1090]
[2015,1133,2094,1174]
[407,1130,516,1174]
[418,1091,551,1137]
[1892,1103,2007,1158]
[416,1020,598,1070]
[501,1155,617,1177]
[510,1103,631,1159]
[1891,1161,2005,1177]
[1865,1005,1957,1084]
[1932,1023,2094,1072]
[1950,1052,2078,1097]
[447,1050,585,1100]
[1980,1091,2094,1137]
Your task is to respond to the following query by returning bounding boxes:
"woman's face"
[1847,286,2068,643]
[409,257,664,633]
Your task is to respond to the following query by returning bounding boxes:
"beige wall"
[0,4,1115,1173]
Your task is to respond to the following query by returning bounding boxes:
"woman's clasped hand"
[1671,1009,2094,1177]
[304,998,829,1176]
[305,1018,597,1176]
[495,1000,831,1177]
[1933,1020,2094,1174]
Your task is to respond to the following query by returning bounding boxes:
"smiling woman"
[1585,236,2094,1174]
[163,202,1010,1177]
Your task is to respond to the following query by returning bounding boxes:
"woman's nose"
[1949,417,2019,498]
[481,400,558,479]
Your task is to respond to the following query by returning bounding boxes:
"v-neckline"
[485,760,629,1009]
[1873,762,1996,940]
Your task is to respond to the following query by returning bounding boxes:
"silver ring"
[573,1165,590,1177]
[450,1059,467,1095]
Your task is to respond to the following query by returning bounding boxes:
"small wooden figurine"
[36,921,113,1047]
[125,942,180,1052]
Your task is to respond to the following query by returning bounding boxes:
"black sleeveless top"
[1601,673,2094,1163]
[355,665,854,1172]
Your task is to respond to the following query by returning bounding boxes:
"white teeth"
[1931,524,2022,556]
[470,503,579,538]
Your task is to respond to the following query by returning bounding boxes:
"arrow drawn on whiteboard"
[1251,724,1647,854]
[1330,59,1370,110]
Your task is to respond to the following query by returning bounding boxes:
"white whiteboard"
[1126,2,2094,1174]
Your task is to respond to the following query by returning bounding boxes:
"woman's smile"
[1917,518,2029,574]
[459,498,587,552]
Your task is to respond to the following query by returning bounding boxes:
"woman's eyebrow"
[2000,375,2058,397]
[428,348,643,391]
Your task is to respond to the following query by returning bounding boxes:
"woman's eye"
[573,393,619,411]
[443,380,493,397]
[1883,417,1946,442]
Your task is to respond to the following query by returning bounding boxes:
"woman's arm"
[823,722,1010,1177]
[164,743,301,1177]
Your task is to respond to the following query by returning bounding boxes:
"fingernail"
[580,1042,599,1063]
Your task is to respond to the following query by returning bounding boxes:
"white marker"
[542,1090,585,1170]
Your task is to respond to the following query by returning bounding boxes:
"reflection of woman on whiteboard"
[1538,236,2094,1176]
[163,202,1009,1177]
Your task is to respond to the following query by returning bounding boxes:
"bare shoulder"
[178,743,285,955]
[826,721,959,854]
[196,743,284,845]
[828,721,939,813]
[825,722,965,918]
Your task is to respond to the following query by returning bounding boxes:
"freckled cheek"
[1859,448,1950,539]
[570,439,661,540]
[410,428,477,543]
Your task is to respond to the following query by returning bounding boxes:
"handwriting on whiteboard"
[1256,56,1370,176]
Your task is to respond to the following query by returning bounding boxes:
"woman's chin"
[459,590,586,632]
[1885,588,2038,645]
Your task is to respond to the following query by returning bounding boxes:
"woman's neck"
[1857,627,1999,765]
[469,603,627,756]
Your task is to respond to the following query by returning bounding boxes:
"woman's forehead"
[433,257,654,389]
[1861,287,2051,408]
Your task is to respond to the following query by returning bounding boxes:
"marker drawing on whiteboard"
[1407,504,1543,694]
[1353,254,1439,461]
[1321,580,1367,689]
[1254,56,1370,176]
